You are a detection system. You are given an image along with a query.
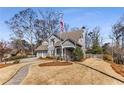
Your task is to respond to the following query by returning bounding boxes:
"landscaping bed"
[0,64,13,68]
[39,62,72,67]
[111,63,124,77]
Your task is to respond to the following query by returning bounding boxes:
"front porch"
[55,46,75,60]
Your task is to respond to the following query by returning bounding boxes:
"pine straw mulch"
[39,62,73,67]
[0,64,13,68]
[111,63,124,77]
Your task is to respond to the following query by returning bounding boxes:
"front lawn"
[21,58,123,85]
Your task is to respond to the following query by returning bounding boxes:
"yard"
[21,58,124,85]
[0,57,124,85]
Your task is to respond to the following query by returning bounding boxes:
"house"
[35,28,85,60]
[35,41,48,58]
[10,49,26,56]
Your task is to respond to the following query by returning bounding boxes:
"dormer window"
[42,41,48,45]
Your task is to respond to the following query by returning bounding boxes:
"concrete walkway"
[4,64,30,85]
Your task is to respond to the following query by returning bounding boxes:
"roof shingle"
[35,45,48,51]
[56,30,83,42]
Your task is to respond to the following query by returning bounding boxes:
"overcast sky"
[0,7,124,43]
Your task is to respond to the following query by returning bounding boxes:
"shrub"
[73,47,83,61]
[56,56,60,60]
[38,57,43,59]
[13,60,20,64]
[86,46,103,54]
[86,49,92,54]
[46,56,55,59]
[113,54,124,64]
[103,54,112,61]
[92,46,103,54]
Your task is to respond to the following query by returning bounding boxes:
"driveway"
[2,57,38,64]
[0,57,40,85]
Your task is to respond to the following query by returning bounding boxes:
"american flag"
[60,17,64,32]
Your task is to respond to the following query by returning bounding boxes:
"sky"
[0,7,124,43]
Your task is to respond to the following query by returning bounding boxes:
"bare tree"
[39,10,61,35]
[110,14,124,64]
[88,27,101,48]
[6,8,37,55]
[111,23,122,48]
[84,27,91,49]
[5,13,24,51]
[0,40,8,64]
[34,10,67,46]
[6,8,68,52]
[19,8,37,55]
[34,19,48,46]
[10,39,31,51]
[64,23,69,32]
[87,27,102,54]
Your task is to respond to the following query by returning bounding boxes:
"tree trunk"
[122,32,124,49]
[4,60,7,64]
[30,35,34,55]
[0,56,2,62]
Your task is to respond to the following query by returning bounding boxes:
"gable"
[49,34,60,40]
[42,41,48,45]
[62,40,75,48]
[49,35,60,43]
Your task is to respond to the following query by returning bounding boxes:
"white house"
[35,28,85,60]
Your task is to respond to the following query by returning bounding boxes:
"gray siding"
[48,35,60,56]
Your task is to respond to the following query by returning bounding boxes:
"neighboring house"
[35,28,85,60]
[3,48,12,59]
[10,49,26,56]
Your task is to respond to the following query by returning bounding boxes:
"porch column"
[55,48,57,57]
[65,48,67,60]
[61,47,63,58]
[63,48,66,60]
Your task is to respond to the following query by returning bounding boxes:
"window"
[51,38,55,46]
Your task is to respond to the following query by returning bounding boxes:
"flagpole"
[82,27,86,58]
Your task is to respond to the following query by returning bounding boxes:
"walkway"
[4,64,30,85]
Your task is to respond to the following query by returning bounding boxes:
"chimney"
[81,26,86,58]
